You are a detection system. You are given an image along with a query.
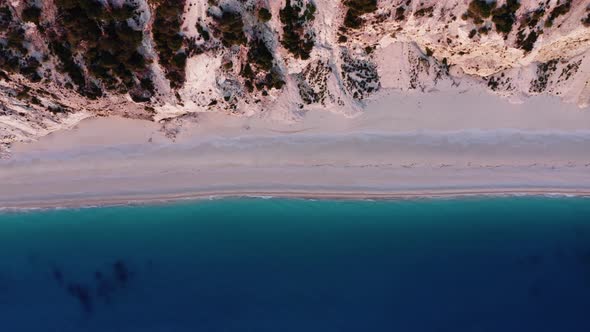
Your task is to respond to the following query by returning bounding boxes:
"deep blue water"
[1,197,590,332]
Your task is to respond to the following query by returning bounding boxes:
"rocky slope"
[1,0,589,156]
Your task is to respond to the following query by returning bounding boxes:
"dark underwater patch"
[50,259,136,315]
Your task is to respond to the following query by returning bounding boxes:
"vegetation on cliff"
[152,0,187,90]
[50,0,154,100]
[0,5,41,82]
[280,0,316,60]
[343,0,377,29]
[215,9,247,47]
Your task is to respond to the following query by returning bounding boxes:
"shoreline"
[2,187,590,211]
[2,91,590,210]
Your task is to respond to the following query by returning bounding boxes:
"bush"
[22,5,41,24]
[516,30,538,52]
[0,24,44,81]
[152,0,187,89]
[468,0,496,19]
[241,39,286,92]
[216,10,247,47]
[521,8,545,29]
[50,0,156,97]
[491,0,520,34]
[265,68,285,90]
[414,6,434,18]
[279,0,316,59]
[20,56,41,82]
[258,8,272,22]
[462,0,495,24]
[343,0,377,29]
[6,28,26,52]
[0,6,12,30]
[248,40,274,72]
[49,41,85,89]
[544,0,572,28]
[394,6,406,21]
[48,104,69,114]
[463,0,519,35]
[196,23,210,41]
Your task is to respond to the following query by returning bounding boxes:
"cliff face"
[1,0,589,154]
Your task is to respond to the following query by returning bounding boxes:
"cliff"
[1,0,589,156]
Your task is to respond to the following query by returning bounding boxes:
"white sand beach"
[1,90,590,208]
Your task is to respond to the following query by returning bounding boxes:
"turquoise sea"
[1,197,590,331]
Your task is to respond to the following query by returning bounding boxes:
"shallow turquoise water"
[1,197,589,331]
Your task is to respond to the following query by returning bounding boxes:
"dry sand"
[1,90,590,208]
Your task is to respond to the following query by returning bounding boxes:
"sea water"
[1,197,589,331]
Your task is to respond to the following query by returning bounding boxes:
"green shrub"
[241,63,254,79]
[216,10,247,47]
[414,6,434,18]
[394,6,405,21]
[50,0,155,97]
[258,8,272,22]
[22,5,41,24]
[33,0,158,99]
[0,69,10,81]
[48,104,69,114]
[241,39,285,92]
[343,0,377,29]
[6,28,26,53]
[462,0,495,25]
[521,8,545,29]
[0,6,12,31]
[49,41,85,89]
[545,0,572,28]
[516,30,538,52]
[468,0,496,19]
[248,40,274,72]
[0,24,44,81]
[152,0,186,89]
[279,0,316,59]
[196,23,210,41]
[491,0,520,34]
[266,68,285,90]
[463,0,519,35]
[20,56,41,82]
